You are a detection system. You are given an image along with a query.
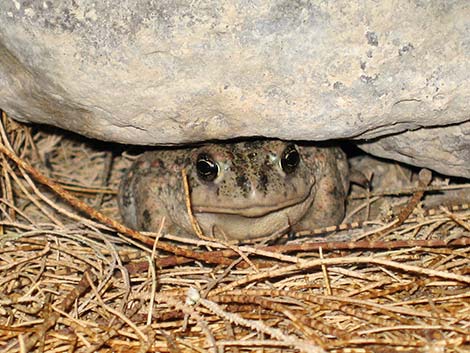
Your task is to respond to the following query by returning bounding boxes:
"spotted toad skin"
[118,140,349,241]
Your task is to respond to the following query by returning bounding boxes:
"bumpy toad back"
[118,140,349,240]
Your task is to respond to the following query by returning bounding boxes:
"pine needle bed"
[1,113,470,353]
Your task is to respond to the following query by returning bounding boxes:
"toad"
[118,140,349,241]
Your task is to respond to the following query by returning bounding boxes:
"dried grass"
[1,112,470,353]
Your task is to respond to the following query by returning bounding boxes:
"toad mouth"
[191,185,315,218]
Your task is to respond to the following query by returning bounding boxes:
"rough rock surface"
[359,122,470,178]
[0,1,469,177]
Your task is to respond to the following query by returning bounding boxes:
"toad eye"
[280,144,300,174]
[196,153,219,181]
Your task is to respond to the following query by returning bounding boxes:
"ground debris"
[1,113,470,352]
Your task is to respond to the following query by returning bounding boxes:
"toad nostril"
[248,152,257,160]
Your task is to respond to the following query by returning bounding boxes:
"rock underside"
[0,1,469,177]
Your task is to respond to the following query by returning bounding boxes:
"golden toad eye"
[196,153,219,181]
[280,144,300,174]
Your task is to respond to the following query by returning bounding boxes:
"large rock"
[0,1,469,177]
[359,122,470,178]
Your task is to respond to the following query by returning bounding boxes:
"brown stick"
[149,236,470,268]
[0,129,232,266]
[23,268,97,351]
[371,168,433,238]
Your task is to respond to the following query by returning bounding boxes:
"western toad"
[118,140,349,240]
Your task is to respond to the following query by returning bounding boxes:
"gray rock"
[0,1,469,177]
[359,122,470,178]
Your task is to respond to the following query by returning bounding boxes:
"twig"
[22,268,97,351]
[191,289,325,353]
[210,256,470,295]
[373,168,433,237]
[154,236,470,268]
[440,206,470,232]
[0,136,233,266]
[155,290,218,353]
[181,168,205,239]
